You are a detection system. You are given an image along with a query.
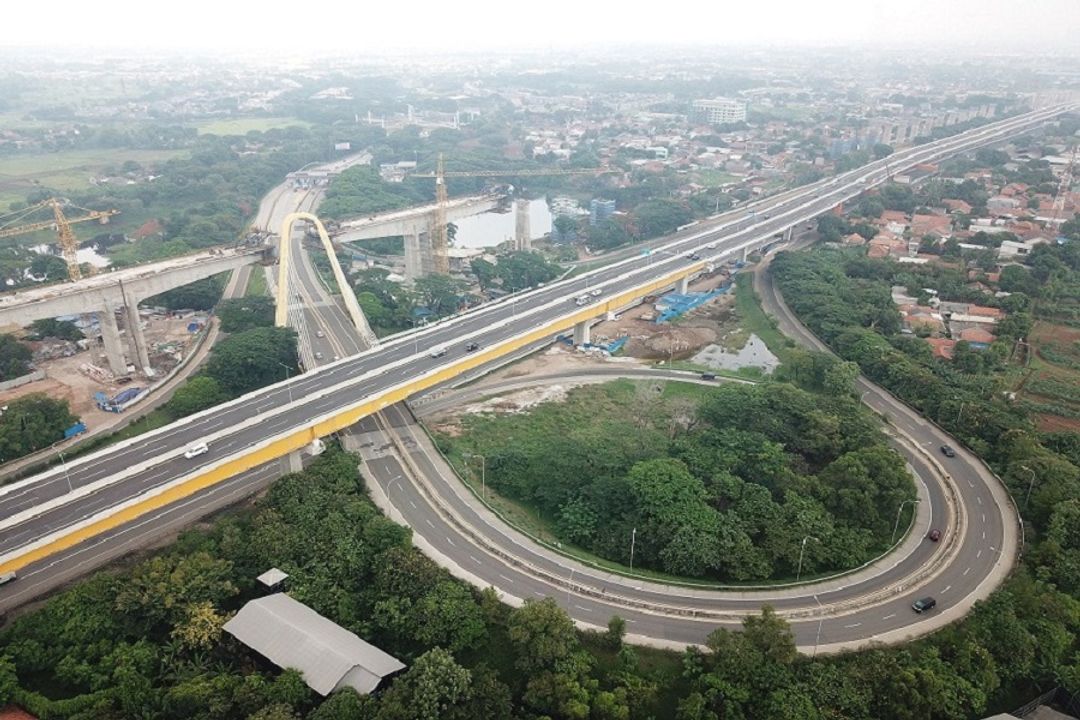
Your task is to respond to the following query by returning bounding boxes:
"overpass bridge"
[334,195,502,279]
[0,246,267,376]
[0,104,1074,642]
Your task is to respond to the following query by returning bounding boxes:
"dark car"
[940,445,956,458]
[465,342,480,353]
[700,373,717,381]
[927,529,942,542]
[912,597,937,613]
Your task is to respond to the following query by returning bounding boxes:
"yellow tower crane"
[415,155,615,275]
[0,198,120,281]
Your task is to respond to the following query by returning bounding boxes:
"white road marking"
[425,519,434,528]
[470,555,482,565]
[498,573,515,584]
[977,549,983,559]
[942,585,952,594]
[882,613,896,620]
[982,513,986,523]
[533,590,546,597]
[845,622,861,628]
[445,536,455,546]
[963,567,971,576]
[976,496,982,505]
[409,500,417,509]
[982,530,986,540]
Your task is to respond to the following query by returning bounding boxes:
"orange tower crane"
[414,155,614,275]
[0,198,119,280]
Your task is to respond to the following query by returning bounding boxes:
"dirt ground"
[590,272,738,363]
[5,314,204,430]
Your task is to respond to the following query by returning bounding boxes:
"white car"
[590,288,602,297]
[183,442,209,459]
[316,330,325,338]
[705,243,717,250]
[430,347,448,358]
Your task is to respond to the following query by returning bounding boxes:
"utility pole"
[629,527,637,572]
[796,536,818,581]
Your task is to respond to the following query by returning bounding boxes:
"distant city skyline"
[3,0,1079,55]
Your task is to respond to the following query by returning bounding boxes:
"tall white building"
[693,97,748,125]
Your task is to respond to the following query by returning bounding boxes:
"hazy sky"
[3,0,1079,54]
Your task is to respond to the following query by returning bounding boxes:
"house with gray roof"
[224,593,405,696]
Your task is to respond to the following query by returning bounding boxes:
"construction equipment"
[414,155,614,274]
[1049,145,1077,227]
[0,198,120,281]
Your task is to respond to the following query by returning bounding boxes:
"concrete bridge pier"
[283,450,303,475]
[741,246,750,262]
[677,276,690,294]
[123,296,151,376]
[403,221,424,281]
[514,199,531,251]
[573,320,591,346]
[97,306,129,376]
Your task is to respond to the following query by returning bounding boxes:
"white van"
[184,442,209,459]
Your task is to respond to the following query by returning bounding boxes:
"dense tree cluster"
[0,333,33,381]
[0,393,77,463]
[441,380,913,581]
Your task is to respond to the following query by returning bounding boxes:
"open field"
[1018,321,1080,432]
[0,148,186,210]
[194,117,311,136]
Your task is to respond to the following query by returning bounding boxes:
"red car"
[928,529,942,542]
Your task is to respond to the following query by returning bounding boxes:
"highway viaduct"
[0,103,1074,649]
[0,247,267,377]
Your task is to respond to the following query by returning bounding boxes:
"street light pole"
[796,535,818,581]
[629,527,637,572]
[813,594,824,658]
[1022,465,1037,510]
[892,499,920,544]
[54,444,73,494]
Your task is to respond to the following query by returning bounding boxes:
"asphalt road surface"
[0,105,1062,644]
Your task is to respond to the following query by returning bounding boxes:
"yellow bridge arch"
[274,212,378,347]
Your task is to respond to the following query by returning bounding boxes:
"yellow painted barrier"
[1,262,700,574]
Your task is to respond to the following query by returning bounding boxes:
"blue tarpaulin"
[654,284,732,323]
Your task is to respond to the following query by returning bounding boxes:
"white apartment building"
[692,97,748,125]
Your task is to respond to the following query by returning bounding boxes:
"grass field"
[1020,320,1080,432]
[245,266,268,297]
[694,169,741,188]
[0,148,186,211]
[194,117,311,136]
[733,272,797,364]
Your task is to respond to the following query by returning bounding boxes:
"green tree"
[413,274,465,316]
[217,296,275,333]
[495,250,560,291]
[377,648,472,720]
[0,393,77,462]
[165,375,230,418]
[29,318,83,341]
[0,334,32,380]
[508,597,580,673]
[149,274,227,311]
[205,326,299,396]
[470,258,497,290]
[29,253,70,281]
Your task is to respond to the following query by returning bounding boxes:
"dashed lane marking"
[845,622,861,628]
[942,585,952,594]
[882,613,896,620]
[498,573,515,584]
[963,567,971,576]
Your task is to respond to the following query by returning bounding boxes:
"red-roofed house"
[881,210,908,224]
[960,327,997,344]
[943,199,973,215]
[926,337,957,360]
[967,305,1004,319]
[911,214,952,238]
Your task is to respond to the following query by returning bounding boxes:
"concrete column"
[573,320,591,346]
[98,305,128,376]
[514,198,531,251]
[404,224,423,281]
[677,276,690,294]
[419,227,436,277]
[741,246,750,262]
[123,297,151,376]
[283,450,303,474]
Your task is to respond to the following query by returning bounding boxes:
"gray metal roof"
[256,568,289,587]
[223,593,405,696]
